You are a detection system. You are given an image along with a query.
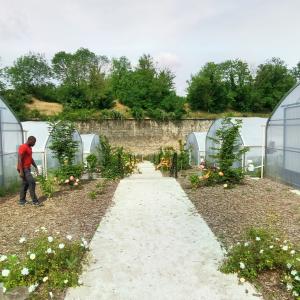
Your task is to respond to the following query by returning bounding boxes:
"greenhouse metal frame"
[265,82,300,187]
[0,96,24,187]
[206,117,268,170]
[185,132,207,166]
[81,134,101,162]
[22,121,83,175]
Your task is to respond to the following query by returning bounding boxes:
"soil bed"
[178,169,300,300]
[0,179,118,255]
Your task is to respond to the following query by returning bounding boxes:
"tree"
[252,58,296,111]
[110,54,177,111]
[6,52,52,94]
[52,48,112,108]
[187,62,229,113]
[220,60,253,111]
[292,62,300,81]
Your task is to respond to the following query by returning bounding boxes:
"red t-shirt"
[18,144,33,169]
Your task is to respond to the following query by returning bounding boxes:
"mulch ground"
[178,169,300,300]
[0,179,119,255]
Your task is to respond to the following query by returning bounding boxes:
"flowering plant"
[0,230,88,298]
[221,228,300,299]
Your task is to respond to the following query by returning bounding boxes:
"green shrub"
[97,137,136,179]
[99,109,124,120]
[221,228,300,298]
[86,153,98,179]
[37,175,59,198]
[131,107,145,120]
[48,120,79,166]
[53,164,84,186]
[88,190,97,200]
[0,232,88,298]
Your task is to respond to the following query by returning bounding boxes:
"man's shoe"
[19,201,27,206]
[32,201,41,206]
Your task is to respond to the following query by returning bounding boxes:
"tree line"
[0,48,299,120]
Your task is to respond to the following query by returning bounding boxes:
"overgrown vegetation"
[97,137,137,179]
[151,141,190,174]
[221,228,300,299]
[1,50,299,121]
[0,232,88,298]
[189,117,248,188]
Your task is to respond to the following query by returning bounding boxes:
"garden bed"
[0,179,118,256]
[178,169,300,300]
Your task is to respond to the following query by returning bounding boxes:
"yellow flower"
[218,171,224,176]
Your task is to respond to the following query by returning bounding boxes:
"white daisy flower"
[46,248,52,254]
[255,237,261,241]
[291,270,298,276]
[282,245,289,251]
[43,276,48,282]
[244,242,249,247]
[58,243,65,249]
[269,245,274,249]
[259,249,264,254]
[30,253,36,260]
[66,235,72,241]
[21,267,29,276]
[0,255,7,262]
[239,277,246,283]
[1,269,10,277]
[295,276,300,281]
[286,283,293,291]
[64,279,68,284]
[287,263,292,269]
[48,236,54,243]
[19,237,26,244]
[292,291,299,297]
[290,250,296,255]
[239,262,245,269]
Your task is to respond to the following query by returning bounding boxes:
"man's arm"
[18,153,24,177]
[31,159,39,175]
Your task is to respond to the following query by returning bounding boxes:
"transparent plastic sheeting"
[22,121,83,175]
[0,96,23,186]
[81,134,101,162]
[206,117,267,168]
[266,82,300,187]
[185,132,207,166]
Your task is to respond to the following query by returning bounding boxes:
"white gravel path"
[65,162,261,300]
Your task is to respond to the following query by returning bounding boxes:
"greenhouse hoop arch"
[265,81,300,187]
[81,133,101,162]
[205,117,267,172]
[0,96,24,187]
[22,121,83,175]
[185,132,207,166]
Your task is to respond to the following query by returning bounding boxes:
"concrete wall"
[76,119,213,155]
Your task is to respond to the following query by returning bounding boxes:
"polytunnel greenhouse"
[206,117,267,169]
[185,132,207,166]
[0,96,23,187]
[22,121,83,174]
[266,82,300,187]
[81,134,101,162]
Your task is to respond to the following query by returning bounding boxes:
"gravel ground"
[0,178,119,255]
[178,169,300,300]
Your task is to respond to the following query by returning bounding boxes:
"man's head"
[27,136,36,147]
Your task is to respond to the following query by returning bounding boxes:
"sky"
[0,0,300,95]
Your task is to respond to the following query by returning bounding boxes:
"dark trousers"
[19,169,38,203]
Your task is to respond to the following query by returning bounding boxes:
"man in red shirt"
[17,136,40,206]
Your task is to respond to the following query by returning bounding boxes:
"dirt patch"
[0,179,119,255]
[26,97,63,116]
[178,170,300,300]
